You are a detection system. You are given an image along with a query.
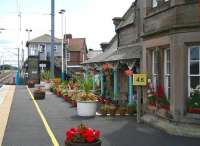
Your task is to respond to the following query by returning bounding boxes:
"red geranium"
[65,124,101,144]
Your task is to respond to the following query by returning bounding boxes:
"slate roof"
[29,34,61,43]
[116,2,135,30]
[105,45,142,62]
[83,35,117,64]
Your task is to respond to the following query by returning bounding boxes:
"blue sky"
[0,0,134,65]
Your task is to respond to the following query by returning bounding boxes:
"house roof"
[87,50,102,59]
[83,35,118,64]
[29,34,62,43]
[105,45,142,62]
[116,2,135,30]
[66,38,86,51]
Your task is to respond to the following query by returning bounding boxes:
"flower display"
[124,69,133,76]
[65,124,101,144]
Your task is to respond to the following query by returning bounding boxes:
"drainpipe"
[113,68,118,100]
[100,70,104,96]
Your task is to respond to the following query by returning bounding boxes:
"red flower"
[65,124,101,143]
[66,131,75,140]
[94,130,100,138]
[86,136,96,142]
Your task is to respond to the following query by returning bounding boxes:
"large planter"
[28,83,35,88]
[34,92,45,100]
[66,140,101,146]
[77,101,97,117]
[187,107,200,114]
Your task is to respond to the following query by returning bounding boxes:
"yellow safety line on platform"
[27,86,60,146]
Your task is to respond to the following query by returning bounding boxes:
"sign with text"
[133,74,147,86]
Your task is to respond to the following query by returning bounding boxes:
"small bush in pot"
[65,123,101,146]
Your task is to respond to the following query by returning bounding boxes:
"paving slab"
[2,86,52,146]
[35,90,200,146]
[142,114,200,138]
[0,85,15,146]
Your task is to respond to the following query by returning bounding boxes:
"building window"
[39,44,45,53]
[164,48,170,98]
[152,0,170,8]
[66,53,70,61]
[54,45,57,51]
[188,46,200,96]
[152,0,158,8]
[152,49,159,90]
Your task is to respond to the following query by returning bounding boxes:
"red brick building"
[63,34,87,74]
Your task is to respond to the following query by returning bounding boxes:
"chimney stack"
[64,34,72,40]
[100,42,110,52]
[112,17,122,28]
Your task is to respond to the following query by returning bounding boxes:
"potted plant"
[65,123,101,146]
[99,104,109,116]
[40,70,50,89]
[108,104,117,116]
[33,87,45,100]
[27,80,35,88]
[76,76,98,117]
[187,87,200,114]
[126,103,137,115]
[62,89,68,101]
[116,106,127,116]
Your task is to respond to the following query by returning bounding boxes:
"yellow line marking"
[27,86,60,146]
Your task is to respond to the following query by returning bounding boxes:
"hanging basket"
[124,69,133,76]
[102,64,110,70]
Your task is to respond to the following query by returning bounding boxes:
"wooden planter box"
[187,107,200,114]
[34,92,45,100]
[66,140,101,146]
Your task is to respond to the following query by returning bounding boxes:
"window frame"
[164,48,171,98]
[152,49,159,91]
[66,52,70,61]
[39,44,46,53]
[188,46,200,96]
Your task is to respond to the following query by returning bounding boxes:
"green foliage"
[81,75,93,93]
[147,95,156,102]
[187,89,200,108]
[40,70,50,81]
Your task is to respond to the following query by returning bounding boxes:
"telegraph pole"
[50,0,55,78]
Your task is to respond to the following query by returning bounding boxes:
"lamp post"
[25,29,32,57]
[59,9,66,81]
[50,0,55,79]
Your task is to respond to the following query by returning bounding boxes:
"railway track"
[0,71,16,85]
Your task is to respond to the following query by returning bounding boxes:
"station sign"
[133,74,147,86]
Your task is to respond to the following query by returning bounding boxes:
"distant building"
[63,34,88,74]
[26,34,62,78]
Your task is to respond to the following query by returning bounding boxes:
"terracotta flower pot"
[66,140,101,146]
[71,100,77,107]
[64,95,68,101]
